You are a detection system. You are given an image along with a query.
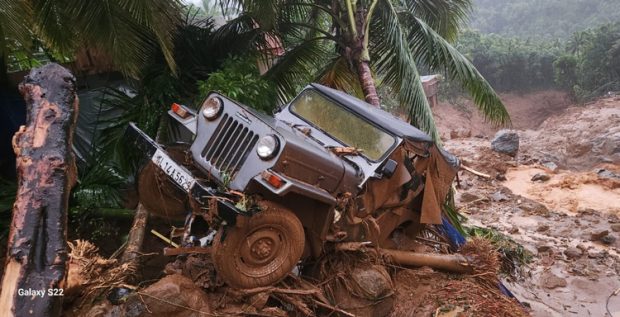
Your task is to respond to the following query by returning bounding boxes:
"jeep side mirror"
[380,159,398,179]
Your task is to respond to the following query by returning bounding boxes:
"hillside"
[469,0,620,39]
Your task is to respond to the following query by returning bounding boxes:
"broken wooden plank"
[0,63,78,317]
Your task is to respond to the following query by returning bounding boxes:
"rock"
[541,161,559,173]
[491,130,520,156]
[591,230,610,241]
[597,169,620,180]
[536,224,550,232]
[124,274,212,317]
[508,227,519,234]
[601,235,616,245]
[333,264,395,317]
[531,173,551,182]
[519,200,549,215]
[496,173,507,181]
[563,247,583,260]
[490,191,510,202]
[537,245,552,253]
[611,224,620,232]
[541,272,567,289]
[460,192,482,203]
[450,128,471,139]
[587,250,605,259]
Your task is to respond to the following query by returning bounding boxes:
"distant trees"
[454,23,620,101]
[469,0,620,40]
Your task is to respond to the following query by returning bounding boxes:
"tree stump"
[0,64,78,317]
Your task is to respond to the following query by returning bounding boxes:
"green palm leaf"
[0,0,32,61]
[403,0,472,42]
[403,13,511,126]
[372,0,438,139]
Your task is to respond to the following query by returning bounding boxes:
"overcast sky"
[183,0,203,9]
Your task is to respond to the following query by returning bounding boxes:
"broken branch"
[461,164,491,179]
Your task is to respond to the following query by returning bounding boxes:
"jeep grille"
[201,114,258,177]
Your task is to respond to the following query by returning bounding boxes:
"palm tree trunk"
[357,60,381,107]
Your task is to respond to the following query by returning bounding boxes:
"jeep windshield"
[290,89,396,161]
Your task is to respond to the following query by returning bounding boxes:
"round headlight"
[256,135,280,160]
[202,97,223,120]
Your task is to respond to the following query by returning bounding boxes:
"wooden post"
[0,64,78,317]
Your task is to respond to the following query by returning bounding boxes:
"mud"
[439,94,620,317]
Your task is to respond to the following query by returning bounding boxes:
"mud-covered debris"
[611,224,620,232]
[460,192,482,203]
[491,130,520,156]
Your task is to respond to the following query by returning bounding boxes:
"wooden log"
[120,203,149,263]
[0,64,78,317]
[380,249,473,274]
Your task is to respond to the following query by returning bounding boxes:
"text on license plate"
[151,148,195,192]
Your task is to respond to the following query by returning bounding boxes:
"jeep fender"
[252,171,336,206]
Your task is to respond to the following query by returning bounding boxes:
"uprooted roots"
[66,240,138,306]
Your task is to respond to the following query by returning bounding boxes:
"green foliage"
[469,0,620,40]
[455,30,561,92]
[1,0,183,78]
[573,23,620,99]
[553,54,579,90]
[198,55,277,113]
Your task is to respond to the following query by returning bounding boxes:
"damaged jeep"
[127,83,459,289]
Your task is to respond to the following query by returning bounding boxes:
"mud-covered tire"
[212,202,305,288]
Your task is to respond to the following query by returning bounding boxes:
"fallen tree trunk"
[0,64,78,317]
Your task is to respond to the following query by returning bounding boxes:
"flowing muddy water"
[504,167,620,215]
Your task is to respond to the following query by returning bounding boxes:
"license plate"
[151,148,195,192]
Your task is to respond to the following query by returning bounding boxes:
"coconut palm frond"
[0,0,33,60]
[32,0,182,77]
[31,0,76,55]
[317,57,364,98]
[403,0,472,42]
[404,15,511,126]
[373,0,438,139]
[265,36,335,103]
[115,0,183,75]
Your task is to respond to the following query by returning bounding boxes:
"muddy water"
[504,167,620,215]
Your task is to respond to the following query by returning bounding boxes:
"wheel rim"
[234,224,291,278]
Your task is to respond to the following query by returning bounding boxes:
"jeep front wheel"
[212,203,305,288]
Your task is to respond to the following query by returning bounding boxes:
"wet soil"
[438,94,620,317]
